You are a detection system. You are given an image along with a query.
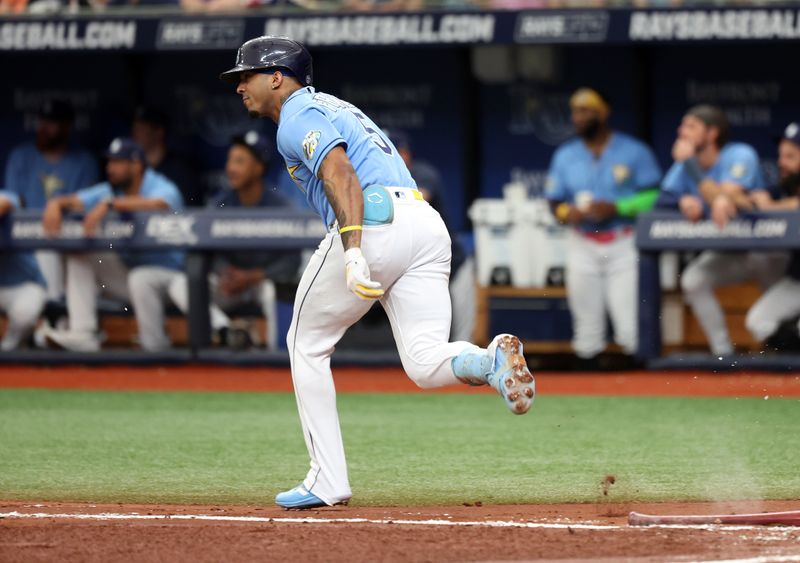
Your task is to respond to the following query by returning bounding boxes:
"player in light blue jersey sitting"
[41,138,226,352]
[3,99,98,301]
[657,105,788,356]
[220,36,536,510]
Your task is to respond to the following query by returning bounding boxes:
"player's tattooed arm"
[318,146,364,250]
[0,196,12,216]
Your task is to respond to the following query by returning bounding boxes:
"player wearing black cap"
[3,98,98,302]
[745,122,800,350]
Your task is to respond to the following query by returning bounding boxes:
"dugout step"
[649,352,800,372]
[195,347,401,367]
[0,348,192,365]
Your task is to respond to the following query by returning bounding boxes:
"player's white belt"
[385,187,425,204]
[329,186,424,232]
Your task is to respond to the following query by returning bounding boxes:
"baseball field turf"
[1,388,798,506]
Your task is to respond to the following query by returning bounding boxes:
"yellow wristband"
[555,202,571,223]
[339,225,363,234]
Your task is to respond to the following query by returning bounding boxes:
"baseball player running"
[658,105,788,357]
[220,36,535,510]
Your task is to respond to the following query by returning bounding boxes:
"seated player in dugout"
[39,137,227,352]
[545,87,662,364]
[744,122,800,351]
[0,191,47,351]
[656,105,788,357]
[3,98,99,302]
[172,130,301,350]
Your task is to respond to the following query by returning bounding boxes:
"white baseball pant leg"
[35,250,65,301]
[130,268,230,351]
[745,277,800,342]
[0,282,46,350]
[65,252,130,334]
[259,279,279,350]
[449,256,477,343]
[205,277,277,348]
[165,272,231,331]
[682,251,788,356]
[566,232,608,359]
[604,234,638,355]
[286,201,471,505]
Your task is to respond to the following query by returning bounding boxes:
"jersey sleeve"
[77,183,113,210]
[718,145,762,190]
[278,107,346,178]
[151,178,184,212]
[0,189,21,209]
[634,144,663,189]
[660,162,691,198]
[545,147,569,201]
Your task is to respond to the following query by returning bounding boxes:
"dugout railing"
[637,209,800,370]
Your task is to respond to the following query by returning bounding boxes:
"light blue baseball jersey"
[4,142,98,210]
[0,190,46,288]
[545,132,662,232]
[276,87,416,227]
[77,169,185,271]
[660,142,763,202]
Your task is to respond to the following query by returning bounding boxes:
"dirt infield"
[2,365,800,561]
[2,500,800,562]
[1,364,800,397]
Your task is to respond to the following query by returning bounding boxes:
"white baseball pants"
[745,277,800,342]
[565,230,638,358]
[0,282,46,350]
[449,256,476,342]
[35,250,65,301]
[287,196,473,505]
[168,273,277,348]
[681,251,789,356]
[65,252,226,351]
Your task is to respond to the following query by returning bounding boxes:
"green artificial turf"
[0,389,798,506]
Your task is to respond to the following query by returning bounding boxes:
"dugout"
[1,5,799,366]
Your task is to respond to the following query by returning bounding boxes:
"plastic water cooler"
[468,198,512,286]
[469,183,567,288]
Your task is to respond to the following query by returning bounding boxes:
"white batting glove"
[344,248,384,300]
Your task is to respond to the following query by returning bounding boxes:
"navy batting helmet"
[219,36,313,86]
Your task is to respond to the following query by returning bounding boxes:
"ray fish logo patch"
[302,130,321,161]
[612,164,630,184]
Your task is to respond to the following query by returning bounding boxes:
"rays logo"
[612,164,630,184]
[730,163,747,179]
[302,130,321,161]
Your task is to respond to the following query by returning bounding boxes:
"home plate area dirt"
[2,500,800,562]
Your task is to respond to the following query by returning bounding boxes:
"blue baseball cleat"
[487,334,536,415]
[275,485,328,510]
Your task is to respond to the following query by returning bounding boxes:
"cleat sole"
[496,335,536,415]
